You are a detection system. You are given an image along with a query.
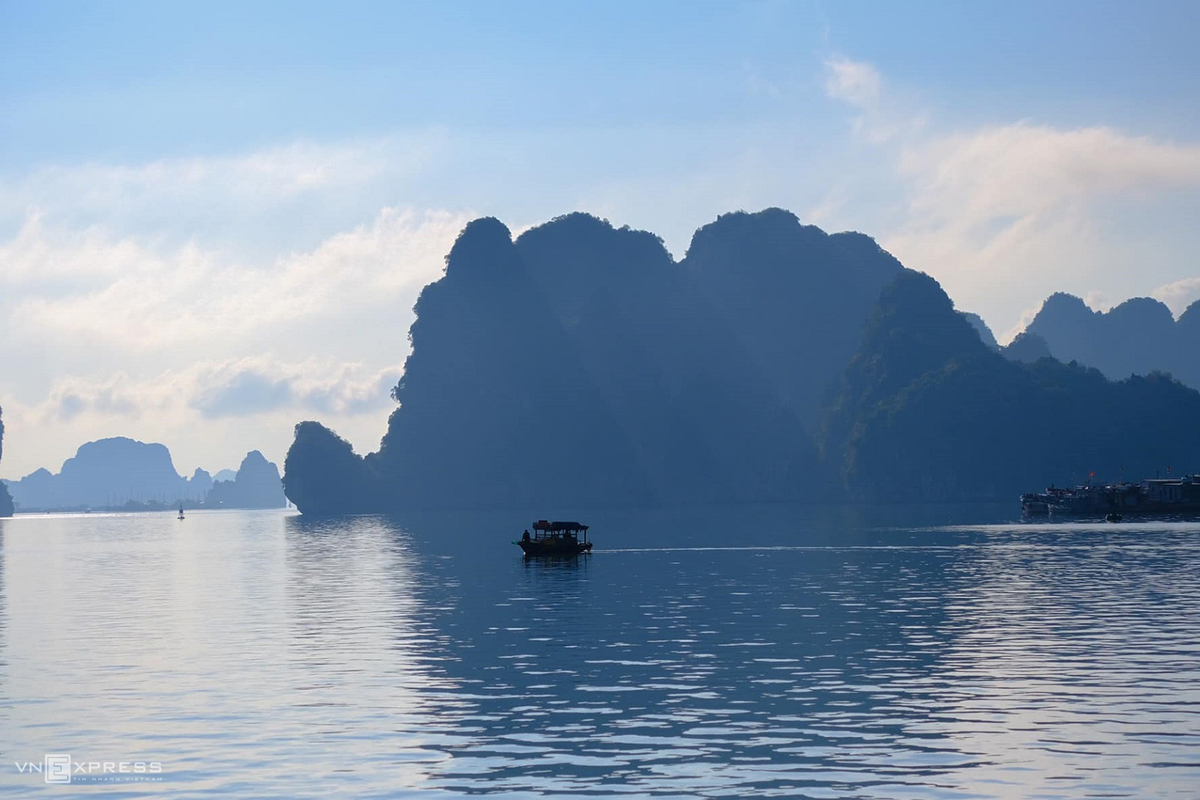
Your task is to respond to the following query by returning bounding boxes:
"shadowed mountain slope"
[1180,299,1200,343]
[285,210,908,513]
[375,217,653,508]
[1002,331,1053,363]
[682,209,906,428]
[823,273,1200,501]
[961,312,1001,351]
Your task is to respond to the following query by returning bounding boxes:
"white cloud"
[31,358,399,424]
[1083,290,1114,313]
[897,124,1200,229]
[0,136,444,226]
[886,123,1200,335]
[821,56,1200,338]
[821,55,924,145]
[1153,277,1200,316]
[824,56,881,110]
[189,358,402,419]
[999,302,1050,347]
[0,141,470,479]
[1,358,402,479]
[2,206,467,352]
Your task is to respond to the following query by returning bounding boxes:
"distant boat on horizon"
[178,504,185,520]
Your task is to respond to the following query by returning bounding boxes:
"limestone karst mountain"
[205,450,286,509]
[4,437,203,510]
[822,273,1200,501]
[282,211,1200,513]
[286,210,904,513]
[2,437,282,511]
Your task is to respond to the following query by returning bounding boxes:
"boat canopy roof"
[533,519,589,532]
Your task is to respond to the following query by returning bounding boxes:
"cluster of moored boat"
[1022,474,1200,518]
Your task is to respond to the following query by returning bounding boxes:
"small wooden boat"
[516,520,592,557]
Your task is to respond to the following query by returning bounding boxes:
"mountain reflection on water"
[0,506,1198,798]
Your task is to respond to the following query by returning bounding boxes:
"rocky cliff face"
[683,209,906,429]
[285,210,905,513]
[284,422,380,515]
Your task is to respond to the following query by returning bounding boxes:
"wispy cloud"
[0,140,470,478]
[190,358,401,419]
[824,56,881,110]
[822,55,923,144]
[1153,276,1200,315]
[0,136,446,229]
[35,358,400,424]
[899,124,1200,227]
[2,206,467,352]
[821,55,1200,339]
[2,358,402,478]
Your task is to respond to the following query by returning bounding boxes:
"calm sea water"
[1,506,1198,798]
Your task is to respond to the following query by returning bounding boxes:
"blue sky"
[3,1,1200,478]
[7,0,1200,163]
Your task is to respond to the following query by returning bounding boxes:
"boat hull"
[518,540,593,557]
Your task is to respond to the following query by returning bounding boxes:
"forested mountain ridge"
[824,273,1200,501]
[1019,292,1200,389]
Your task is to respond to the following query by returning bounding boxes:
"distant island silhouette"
[0,406,13,517]
[206,450,286,509]
[1,436,287,513]
[284,209,1200,513]
[1013,293,1200,390]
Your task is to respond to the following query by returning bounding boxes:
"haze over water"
[1,507,1198,798]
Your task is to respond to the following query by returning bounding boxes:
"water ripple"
[0,511,1198,797]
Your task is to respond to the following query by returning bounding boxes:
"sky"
[3,0,1200,479]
